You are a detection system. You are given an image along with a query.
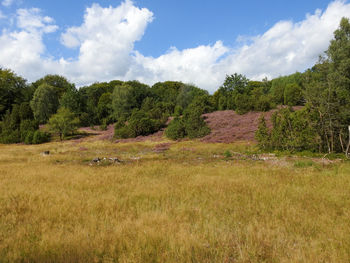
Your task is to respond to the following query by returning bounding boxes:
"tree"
[60,88,80,114]
[165,117,186,140]
[221,73,249,94]
[32,75,74,98]
[30,83,59,123]
[48,107,79,140]
[0,68,27,118]
[97,92,113,122]
[284,83,302,106]
[255,115,270,150]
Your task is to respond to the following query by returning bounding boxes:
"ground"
[0,110,349,262]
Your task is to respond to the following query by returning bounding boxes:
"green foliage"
[294,160,315,168]
[174,105,183,117]
[0,109,21,143]
[150,81,183,106]
[255,115,270,150]
[32,75,74,98]
[48,107,80,140]
[60,88,80,114]
[267,108,318,152]
[270,73,303,105]
[284,83,302,106]
[224,150,232,158]
[0,68,27,119]
[24,131,34,145]
[20,119,38,141]
[166,99,211,140]
[221,73,249,94]
[112,83,137,120]
[97,92,113,122]
[32,130,50,144]
[183,107,210,139]
[30,83,59,123]
[235,93,253,114]
[176,84,208,110]
[19,102,34,120]
[114,109,163,139]
[165,117,186,140]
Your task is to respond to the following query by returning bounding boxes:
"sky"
[0,0,349,92]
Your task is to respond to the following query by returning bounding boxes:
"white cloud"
[127,41,228,90]
[59,0,153,85]
[16,8,58,33]
[0,8,58,80]
[0,0,350,92]
[127,0,350,92]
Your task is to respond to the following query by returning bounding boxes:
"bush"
[100,119,108,131]
[166,106,210,140]
[183,109,210,139]
[0,130,21,144]
[165,117,186,140]
[32,131,50,144]
[255,115,270,150]
[115,126,134,139]
[20,120,38,141]
[24,131,34,144]
[114,110,164,139]
[224,150,232,158]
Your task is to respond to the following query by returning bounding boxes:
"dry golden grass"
[0,140,350,262]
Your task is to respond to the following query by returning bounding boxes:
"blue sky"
[0,0,349,91]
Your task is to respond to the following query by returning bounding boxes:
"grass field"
[0,139,350,262]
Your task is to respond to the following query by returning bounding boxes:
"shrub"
[32,131,50,144]
[20,119,38,141]
[255,115,271,150]
[224,150,232,158]
[165,117,186,140]
[115,126,134,139]
[100,119,108,131]
[183,109,210,139]
[0,130,21,144]
[24,131,34,144]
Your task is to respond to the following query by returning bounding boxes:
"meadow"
[0,139,350,262]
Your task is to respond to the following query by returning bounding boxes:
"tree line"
[256,17,350,156]
[1,18,349,155]
[0,68,303,144]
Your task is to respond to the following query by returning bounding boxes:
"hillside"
[76,109,284,143]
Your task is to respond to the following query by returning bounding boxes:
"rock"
[92,157,101,163]
[41,151,50,156]
[109,157,122,163]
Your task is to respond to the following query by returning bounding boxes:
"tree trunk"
[346,126,350,158]
[339,131,345,153]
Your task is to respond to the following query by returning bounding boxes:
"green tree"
[32,75,74,98]
[60,88,80,115]
[284,83,302,106]
[48,107,79,140]
[30,83,59,123]
[97,92,113,122]
[255,115,270,150]
[165,117,186,140]
[0,68,27,118]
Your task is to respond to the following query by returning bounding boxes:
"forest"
[1,17,350,156]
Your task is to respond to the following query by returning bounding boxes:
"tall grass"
[0,141,349,262]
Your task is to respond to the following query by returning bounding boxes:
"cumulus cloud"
[59,0,153,84]
[127,0,350,92]
[0,0,350,92]
[0,8,58,80]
